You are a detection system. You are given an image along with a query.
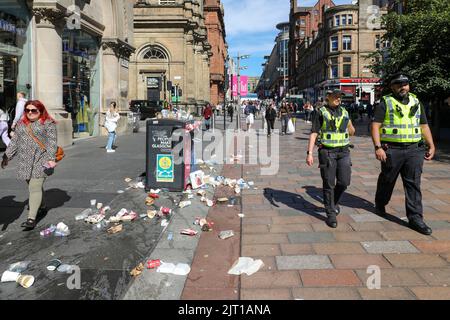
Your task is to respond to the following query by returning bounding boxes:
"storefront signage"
[147,77,160,89]
[0,19,26,38]
[156,154,174,183]
[341,78,380,84]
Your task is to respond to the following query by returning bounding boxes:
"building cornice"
[102,38,136,59]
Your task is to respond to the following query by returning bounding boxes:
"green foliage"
[370,0,450,100]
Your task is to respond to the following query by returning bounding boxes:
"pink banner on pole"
[230,76,249,97]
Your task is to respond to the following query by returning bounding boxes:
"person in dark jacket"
[265,103,277,136]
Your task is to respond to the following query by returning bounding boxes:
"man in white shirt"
[0,107,10,146]
[12,92,27,131]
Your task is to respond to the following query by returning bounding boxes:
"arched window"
[142,46,168,60]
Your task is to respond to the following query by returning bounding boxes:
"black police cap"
[390,72,410,85]
[326,89,344,96]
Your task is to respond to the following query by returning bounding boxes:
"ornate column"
[101,39,135,111]
[33,6,73,147]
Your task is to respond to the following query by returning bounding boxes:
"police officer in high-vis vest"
[307,90,356,228]
[371,72,436,235]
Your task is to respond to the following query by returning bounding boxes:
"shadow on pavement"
[264,187,326,223]
[0,189,71,231]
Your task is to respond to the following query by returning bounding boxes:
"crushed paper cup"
[107,224,123,234]
[1,271,20,283]
[147,210,157,219]
[16,275,35,288]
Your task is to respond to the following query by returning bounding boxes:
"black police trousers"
[375,144,425,221]
[318,147,352,216]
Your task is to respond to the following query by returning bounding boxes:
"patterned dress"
[5,120,58,180]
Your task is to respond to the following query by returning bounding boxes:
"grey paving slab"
[361,241,420,254]
[350,213,386,222]
[276,255,334,270]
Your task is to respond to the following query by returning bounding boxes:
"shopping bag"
[287,119,295,134]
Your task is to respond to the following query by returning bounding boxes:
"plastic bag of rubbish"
[228,257,264,276]
[157,262,176,274]
[54,222,70,237]
[8,261,31,273]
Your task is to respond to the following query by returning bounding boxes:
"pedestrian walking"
[0,107,11,146]
[265,103,277,136]
[105,102,120,153]
[1,100,58,230]
[278,102,290,135]
[245,101,256,131]
[227,104,234,123]
[304,101,313,123]
[306,90,356,228]
[11,92,27,133]
[371,72,436,235]
[203,103,213,130]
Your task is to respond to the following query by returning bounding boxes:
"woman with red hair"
[1,100,58,230]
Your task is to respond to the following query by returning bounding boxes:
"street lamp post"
[236,53,250,131]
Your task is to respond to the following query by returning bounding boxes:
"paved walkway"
[185,115,450,300]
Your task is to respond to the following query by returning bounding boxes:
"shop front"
[0,0,31,114]
[62,29,101,139]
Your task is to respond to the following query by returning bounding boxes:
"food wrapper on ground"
[109,209,137,223]
[148,193,159,199]
[161,220,169,227]
[124,178,132,183]
[197,190,206,197]
[147,259,161,269]
[158,207,172,217]
[149,189,161,194]
[179,201,191,208]
[234,186,241,194]
[85,214,105,224]
[228,257,264,276]
[145,197,155,206]
[217,197,228,203]
[8,261,31,273]
[206,199,214,207]
[219,230,235,240]
[180,228,198,236]
[147,210,157,219]
[107,224,123,234]
[130,263,145,277]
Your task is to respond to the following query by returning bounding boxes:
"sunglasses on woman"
[25,108,40,114]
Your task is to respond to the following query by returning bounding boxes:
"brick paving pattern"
[185,117,450,300]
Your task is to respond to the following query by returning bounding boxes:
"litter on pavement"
[146,259,161,269]
[219,230,235,240]
[107,224,123,234]
[130,263,145,277]
[228,257,264,276]
[54,222,70,237]
[8,261,31,273]
[180,228,198,236]
[47,259,62,271]
[156,262,191,276]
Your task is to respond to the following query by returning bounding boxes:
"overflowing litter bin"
[145,119,200,192]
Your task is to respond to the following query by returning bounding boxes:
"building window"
[331,65,339,79]
[334,15,340,27]
[142,47,168,60]
[343,64,352,77]
[342,15,347,25]
[330,36,338,52]
[375,35,381,49]
[343,35,352,51]
[348,14,353,25]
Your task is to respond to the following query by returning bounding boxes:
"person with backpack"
[1,100,58,230]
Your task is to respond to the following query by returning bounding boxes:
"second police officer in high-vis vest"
[371,72,436,235]
[307,90,356,228]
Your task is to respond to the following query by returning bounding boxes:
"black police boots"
[409,219,433,236]
[375,204,387,217]
[326,214,338,229]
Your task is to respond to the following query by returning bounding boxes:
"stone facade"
[296,1,387,104]
[205,0,226,106]
[11,0,136,147]
[130,0,212,112]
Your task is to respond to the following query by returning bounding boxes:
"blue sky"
[222,0,354,77]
